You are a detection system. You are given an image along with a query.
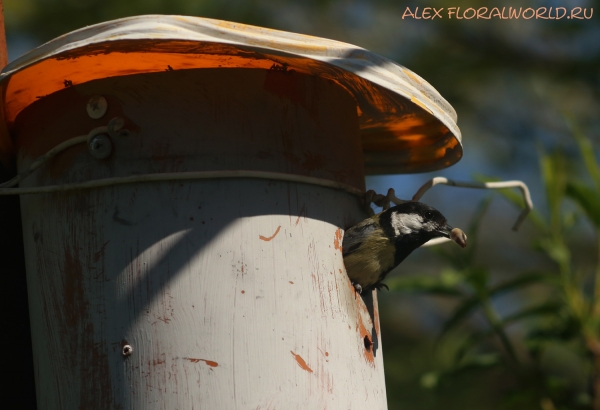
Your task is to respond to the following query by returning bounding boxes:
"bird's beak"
[438,225,468,248]
[438,224,453,238]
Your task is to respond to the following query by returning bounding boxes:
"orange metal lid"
[0,15,462,174]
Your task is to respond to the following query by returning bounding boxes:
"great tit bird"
[342,201,467,293]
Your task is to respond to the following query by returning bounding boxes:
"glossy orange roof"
[0,15,462,174]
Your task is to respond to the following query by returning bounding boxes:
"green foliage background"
[384,134,600,409]
[4,0,600,409]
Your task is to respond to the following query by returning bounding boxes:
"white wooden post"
[0,16,462,409]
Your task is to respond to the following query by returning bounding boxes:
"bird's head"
[380,201,466,247]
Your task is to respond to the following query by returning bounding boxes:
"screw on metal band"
[87,95,108,119]
[108,117,130,138]
[122,345,133,357]
[88,134,112,159]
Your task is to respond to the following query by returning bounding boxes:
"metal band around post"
[0,169,365,197]
[1,129,533,247]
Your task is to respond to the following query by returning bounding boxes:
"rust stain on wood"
[93,241,110,263]
[58,239,114,407]
[62,247,88,327]
[357,313,375,366]
[151,354,166,367]
[259,225,281,241]
[347,282,376,365]
[294,204,307,226]
[185,357,219,367]
[290,351,313,373]
[333,228,343,251]
[354,297,375,366]
[373,292,381,337]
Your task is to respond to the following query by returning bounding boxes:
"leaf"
[535,237,571,268]
[428,245,464,269]
[440,269,464,288]
[545,376,570,396]
[451,353,502,377]
[453,301,562,363]
[427,196,500,272]
[465,196,494,261]
[479,147,568,235]
[502,302,563,325]
[561,210,579,229]
[488,271,556,297]
[440,272,555,340]
[474,174,547,231]
[420,372,439,389]
[453,329,494,363]
[526,315,581,345]
[467,195,494,239]
[539,149,567,226]
[387,275,464,297]
[455,353,500,371]
[422,355,500,390]
[439,296,481,338]
[464,267,489,293]
[426,196,493,270]
[565,181,600,228]
[568,121,600,192]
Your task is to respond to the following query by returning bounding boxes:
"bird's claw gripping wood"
[375,283,389,292]
[363,188,407,216]
[352,281,389,295]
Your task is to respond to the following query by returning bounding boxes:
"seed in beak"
[450,228,467,248]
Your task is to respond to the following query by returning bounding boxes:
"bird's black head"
[379,201,453,244]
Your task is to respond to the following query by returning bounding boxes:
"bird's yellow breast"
[343,226,395,288]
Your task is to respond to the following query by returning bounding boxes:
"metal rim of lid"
[0,15,462,174]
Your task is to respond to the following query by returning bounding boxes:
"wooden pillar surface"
[16,68,387,409]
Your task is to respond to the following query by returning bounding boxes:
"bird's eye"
[425,211,434,220]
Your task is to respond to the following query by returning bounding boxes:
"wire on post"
[412,177,533,231]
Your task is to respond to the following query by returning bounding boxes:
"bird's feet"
[374,283,389,292]
[352,282,363,295]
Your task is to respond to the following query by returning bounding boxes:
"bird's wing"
[342,219,379,257]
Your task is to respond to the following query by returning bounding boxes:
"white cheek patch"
[390,213,424,235]
[422,220,437,232]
